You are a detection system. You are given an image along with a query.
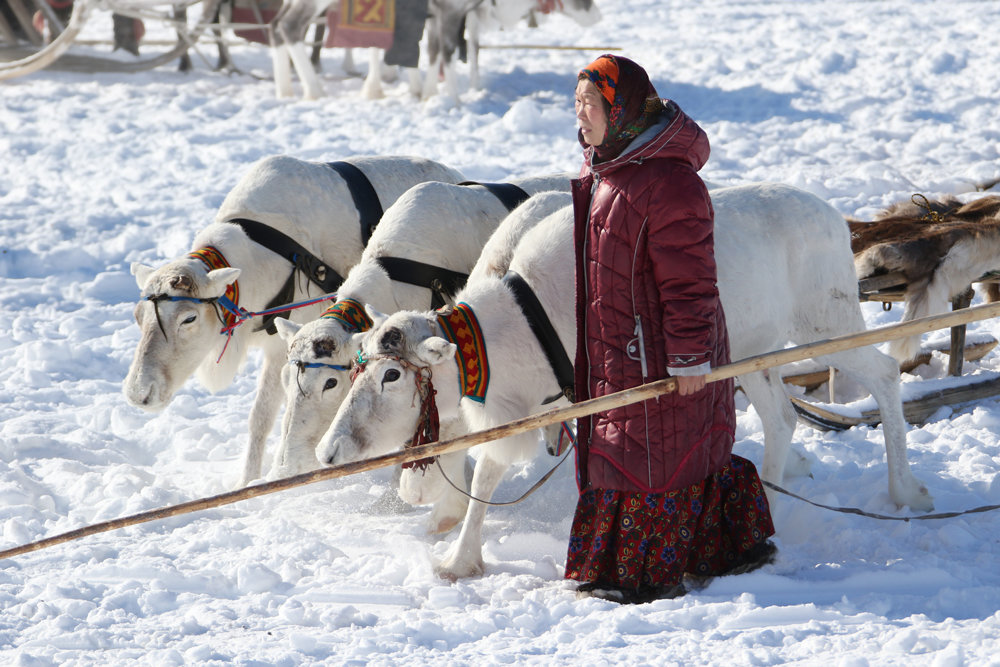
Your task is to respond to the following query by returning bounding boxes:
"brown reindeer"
[850,193,1000,362]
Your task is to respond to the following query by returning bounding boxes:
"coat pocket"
[626,316,649,379]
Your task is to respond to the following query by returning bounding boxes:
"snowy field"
[3,0,1000,663]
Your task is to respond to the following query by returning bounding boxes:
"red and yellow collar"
[436,302,489,403]
[188,245,239,329]
[321,297,374,333]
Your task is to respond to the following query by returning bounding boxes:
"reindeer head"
[124,259,241,411]
[315,308,457,467]
[271,316,362,476]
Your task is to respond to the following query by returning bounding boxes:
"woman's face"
[575,79,608,147]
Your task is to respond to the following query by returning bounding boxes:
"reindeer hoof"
[434,557,484,581]
[904,486,935,513]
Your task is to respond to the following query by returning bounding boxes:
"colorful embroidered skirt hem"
[564,455,775,590]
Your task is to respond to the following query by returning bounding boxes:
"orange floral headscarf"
[579,54,666,162]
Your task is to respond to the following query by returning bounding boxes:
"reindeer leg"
[174,6,192,71]
[239,346,286,487]
[272,43,296,98]
[361,47,384,99]
[405,66,422,97]
[212,0,233,72]
[287,39,324,99]
[466,7,480,90]
[739,370,804,509]
[822,346,934,511]
[421,52,440,99]
[435,453,508,580]
[310,22,324,70]
[426,450,471,534]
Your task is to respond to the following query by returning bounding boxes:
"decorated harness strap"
[436,303,489,403]
[188,246,241,329]
[320,297,374,333]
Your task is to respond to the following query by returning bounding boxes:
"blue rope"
[289,360,352,372]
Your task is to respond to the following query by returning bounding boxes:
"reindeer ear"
[365,304,389,329]
[350,331,369,351]
[204,268,241,297]
[131,262,156,289]
[273,318,302,344]
[415,337,457,367]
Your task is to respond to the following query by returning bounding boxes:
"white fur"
[124,154,464,488]
[275,185,571,531]
[319,204,576,579]
[423,0,601,101]
[320,182,933,580]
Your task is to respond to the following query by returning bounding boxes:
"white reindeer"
[271,0,422,100]
[423,0,602,100]
[271,179,570,528]
[319,183,933,580]
[125,154,464,488]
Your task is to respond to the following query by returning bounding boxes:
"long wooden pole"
[4,300,1000,560]
[479,44,622,51]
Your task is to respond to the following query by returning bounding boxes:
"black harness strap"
[502,270,575,403]
[458,181,532,212]
[219,162,383,335]
[375,257,470,310]
[226,218,345,334]
[326,161,385,246]
[370,181,528,309]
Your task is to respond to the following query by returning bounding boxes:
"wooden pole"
[4,300,1000,560]
[479,44,621,51]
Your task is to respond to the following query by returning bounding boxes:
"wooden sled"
[791,372,1000,431]
[786,263,1000,430]
[0,0,223,79]
[782,335,998,392]
[1,40,192,72]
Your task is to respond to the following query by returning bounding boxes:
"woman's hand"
[676,374,706,396]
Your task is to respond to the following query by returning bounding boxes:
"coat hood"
[582,100,710,176]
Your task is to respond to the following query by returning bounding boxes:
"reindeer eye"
[323,378,338,391]
[181,314,197,325]
[382,369,401,384]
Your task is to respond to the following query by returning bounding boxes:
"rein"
[139,160,390,360]
[432,421,577,506]
[145,285,338,362]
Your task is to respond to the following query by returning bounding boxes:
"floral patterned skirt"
[565,455,774,590]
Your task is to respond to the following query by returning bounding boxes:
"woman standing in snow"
[566,54,776,603]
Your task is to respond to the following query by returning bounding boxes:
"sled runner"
[0,0,224,78]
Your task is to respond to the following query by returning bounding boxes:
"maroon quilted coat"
[571,101,736,494]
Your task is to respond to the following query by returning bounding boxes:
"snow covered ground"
[2,0,1000,663]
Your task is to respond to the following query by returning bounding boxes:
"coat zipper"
[631,215,654,487]
[630,216,651,382]
[582,174,600,446]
